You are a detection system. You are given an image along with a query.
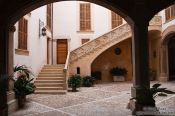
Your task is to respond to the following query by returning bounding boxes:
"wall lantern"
[41,27,46,36]
[39,19,46,37]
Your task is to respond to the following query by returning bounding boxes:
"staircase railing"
[63,52,70,90]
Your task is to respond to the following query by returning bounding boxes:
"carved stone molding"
[149,16,162,26]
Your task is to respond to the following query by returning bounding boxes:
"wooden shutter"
[18,17,28,50]
[47,4,52,30]
[80,3,91,31]
[171,5,175,18]
[165,7,171,21]
[111,11,123,29]
[82,39,90,44]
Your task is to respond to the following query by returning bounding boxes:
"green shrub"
[68,74,82,92]
[82,76,95,87]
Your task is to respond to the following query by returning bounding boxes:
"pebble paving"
[10,81,175,116]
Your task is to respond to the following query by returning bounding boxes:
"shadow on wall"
[91,38,132,83]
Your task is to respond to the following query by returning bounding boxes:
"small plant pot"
[17,95,26,108]
[72,87,78,92]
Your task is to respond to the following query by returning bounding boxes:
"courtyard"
[10,82,175,116]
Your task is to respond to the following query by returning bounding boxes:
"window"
[47,4,52,30]
[18,17,28,50]
[111,11,123,29]
[165,5,175,21]
[81,39,90,44]
[80,3,91,31]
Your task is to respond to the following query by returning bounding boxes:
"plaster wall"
[14,6,47,76]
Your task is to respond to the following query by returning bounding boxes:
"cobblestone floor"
[10,81,175,116]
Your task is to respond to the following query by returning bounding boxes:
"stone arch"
[159,25,175,81]
[7,0,133,27]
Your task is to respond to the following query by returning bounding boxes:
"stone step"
[35,80,64,83]
[39,71,63,74]
[41,69,63,72]
[35,87,64,90]
[36,77,64,80]
[35,83,65,87]
[35,90,66,94]
[44,65,65,68]
[38,74,64,77]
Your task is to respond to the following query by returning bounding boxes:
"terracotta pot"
[18,95,26,108]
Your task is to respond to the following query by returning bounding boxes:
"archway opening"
[168,36,175,81]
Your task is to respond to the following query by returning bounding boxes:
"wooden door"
[57,39,68,64]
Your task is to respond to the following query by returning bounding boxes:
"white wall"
[53,1,113,50]
[14,6,47,75]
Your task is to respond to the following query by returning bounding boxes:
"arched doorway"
[168,36,175,81]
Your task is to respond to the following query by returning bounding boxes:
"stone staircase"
[69,16,162,76]
[34,64,67,94]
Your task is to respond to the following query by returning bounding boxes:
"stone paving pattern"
[10,81,175,116]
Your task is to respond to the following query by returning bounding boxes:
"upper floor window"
[111,11,123,29]
[18,17,28,50]
[80,3,91,31]
[81,38,90,44]
[47,4,52,30]
[165,5,175,21]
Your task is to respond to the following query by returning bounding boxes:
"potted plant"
[68,74,82,92]
[110,67,127,82]
[82,76,95,87]
[13,65,35,108]
[131,83,175,112]
[0,75,8,116]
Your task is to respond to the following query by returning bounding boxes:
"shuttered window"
[80,3,91,31]
[18,17,28,50]
[81,39,90,44]
[165,5,175,21]
[111,11,123,29]
[47,4,52,30]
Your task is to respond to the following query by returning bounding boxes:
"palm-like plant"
[132,83,175,107]
[13,65,35,96]
[13,65,34,78]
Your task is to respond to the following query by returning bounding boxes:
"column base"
[159,73,168,82]
[7,91,18,114]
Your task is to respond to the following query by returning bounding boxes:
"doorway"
[168,37,175,80]
[57,39,68,64]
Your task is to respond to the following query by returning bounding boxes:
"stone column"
[129,21,150,112]
[53,39,57,65]
[8,25,15,90]
[159,45,168,81]
[7,25,18,113]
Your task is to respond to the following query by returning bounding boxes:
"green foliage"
[110,67,127,76]
[14,75,35,96]
[14,65,34,79]
[13,65,35,96]
[132,83,175,107]
[82,76,95,87]
[68,74,82,91]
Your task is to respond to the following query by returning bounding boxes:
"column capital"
[9,25,16,32]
